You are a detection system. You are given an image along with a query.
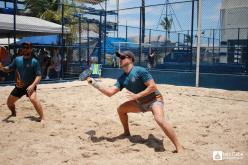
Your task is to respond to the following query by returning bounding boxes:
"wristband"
[91,78,101,89]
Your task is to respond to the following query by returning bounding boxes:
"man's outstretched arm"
[0,65,13,73]
[0,60,15,73]
[87,78,120,97]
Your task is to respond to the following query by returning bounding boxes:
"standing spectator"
[112,55,117,68]
[148,50,156,69]
[0,46,11,81]
[45,48,61,80]
[41,50,51,78]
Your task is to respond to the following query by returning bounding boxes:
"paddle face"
[79,69,92,81]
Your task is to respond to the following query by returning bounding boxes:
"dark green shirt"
[8,56,41,86]
[115,66,161,102]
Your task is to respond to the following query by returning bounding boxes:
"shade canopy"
[0,14,69,38]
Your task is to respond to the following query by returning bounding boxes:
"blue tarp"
[102,37,131,54]
[93,37,134,56]
[17,35,59,45]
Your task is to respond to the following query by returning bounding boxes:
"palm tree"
[184,34,191,44]
[24,0,101,44]
[24,1,75,43]
[24,0,54,18]
[160,16,173,40]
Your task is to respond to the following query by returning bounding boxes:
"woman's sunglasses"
[120,62,130,68]
[119,55,130,60]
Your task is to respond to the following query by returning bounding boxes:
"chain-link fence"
[0,0,248,83]
[104,0,248,74]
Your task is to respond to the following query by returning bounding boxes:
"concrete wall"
[102,68,248,91]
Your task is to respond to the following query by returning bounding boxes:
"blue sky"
[0,1,25,9]
[0,0,222,31]
[88,0,222,38]
[0,0,222,42]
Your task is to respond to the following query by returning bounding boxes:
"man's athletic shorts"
[10,85,37,98]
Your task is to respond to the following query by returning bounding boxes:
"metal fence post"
[238,28,240,49]
[141,0,145,44]
[117,0,119,38]
[164,31,167,58]
[213,29,215,57]
[149,29,151,45]
[237,28,240,64]
[98,13,102,64]
[87,22,90,66]
[103,0,107,65]
[196,0,202,87]
[187,30,189,56]
[78,15,82,63]
[139,7,142,65]
[246,29,248,72]
[125,24,128,41]
[13,0,17,57]
[178,33,180,49]
[190,0,195,70]
[183,34,186,50]
[61,3,65,79]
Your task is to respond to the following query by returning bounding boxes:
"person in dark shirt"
[41,50,51,78]
[87,51,183,153]
[0,46,10,81]
[148,50,156,69]
[0,42,45,124]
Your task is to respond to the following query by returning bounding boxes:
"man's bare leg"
[117,101,141,136]
[46,66,52,78]
[152,103,183,153]
[46,65,55,79]
[29,91,45,122]
[7,95,19,117]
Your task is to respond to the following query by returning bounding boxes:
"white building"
[220,0,248,64]
[220,0,248,42]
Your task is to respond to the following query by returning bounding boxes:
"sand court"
[0,79,247,165]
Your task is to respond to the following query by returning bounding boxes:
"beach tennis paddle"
[79,69,92,82]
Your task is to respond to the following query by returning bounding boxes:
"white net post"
[196,0,202,87]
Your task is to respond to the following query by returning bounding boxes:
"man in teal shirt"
[0,42,45,124]
[87,51,183,153]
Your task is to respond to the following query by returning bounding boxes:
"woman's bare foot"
[40,119,45,127]
[39,117,45,127]
[172,145,184,153]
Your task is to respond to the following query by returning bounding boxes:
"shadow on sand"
[85,130,166,152]
[2,115,15,123]
[24,116,40,122]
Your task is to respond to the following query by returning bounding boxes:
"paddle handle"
[87,77,93,84]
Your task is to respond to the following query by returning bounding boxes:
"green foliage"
[24,0,104,44]
[160,17,173,32]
